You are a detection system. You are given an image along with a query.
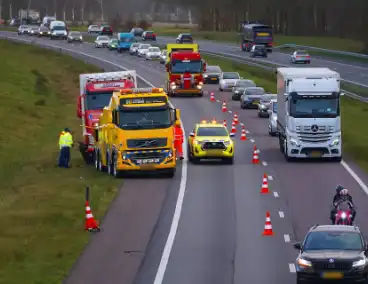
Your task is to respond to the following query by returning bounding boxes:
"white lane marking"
[246,130,250,134]
[228,110,232,114]
[216,99,220,102]
[341,161,368,195]
[2,37,189,284]
[273,192,279,198]
[240,123,244,127]
[279,211,285,218]
[250,139,255,143]
[262,161,268,166]
[284,234,291,242]
[289,263,296,273]
[268,175,273,180]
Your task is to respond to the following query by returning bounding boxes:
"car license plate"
[136,158,160,164]
[322,272,343,279]
[211,78,217,80]
[309,151,322,157]
[253,101,259,105]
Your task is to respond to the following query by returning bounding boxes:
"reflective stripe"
[86,206,91,211]
[86,213,94,218]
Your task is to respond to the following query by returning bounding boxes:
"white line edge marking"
[216,99,220,102]
[262,161,268,166]
[2,37,188,284]
[228,110,232,113]
[250,139,255,143]
[268,175,273,180]
[289,263,296,273]
[284,234,291,242]
[279,211,285,218]
[341,161,368,195]
[273,192,279,198]
[245,130,250,133]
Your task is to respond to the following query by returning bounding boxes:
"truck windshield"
[119,109,173,130]
[171,60,201,73]
[86,93,112,110]
[290,98,339,118]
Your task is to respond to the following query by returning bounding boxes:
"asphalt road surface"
[3,32,368,284]
[154,36,368,87]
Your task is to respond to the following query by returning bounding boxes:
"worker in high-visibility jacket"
[58,128,74,168]
[174,120,184,160]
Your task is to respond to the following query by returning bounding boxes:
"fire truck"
[78,71,137,163]
[95,87,180,178]
[165,44,205,97]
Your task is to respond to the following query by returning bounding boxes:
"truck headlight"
[330,137,340,146]
[297,258,312,268]
[290,138,299,147]
[197,85,202,89]
[353,258,366,267]
[168,149,173,158]
[260,104,266,109]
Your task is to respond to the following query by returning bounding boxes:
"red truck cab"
[165,52,206,97]
[78,71,137,163]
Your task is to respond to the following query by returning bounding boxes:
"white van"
[42,16,56,27]
[50,20,67,40]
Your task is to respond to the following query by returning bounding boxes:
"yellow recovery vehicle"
[94,87,180,177]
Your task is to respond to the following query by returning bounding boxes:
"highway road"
[3,32,368,284]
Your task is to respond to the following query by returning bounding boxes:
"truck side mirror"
[77,96,82,118]
[103,108,112,123]
[175,109,181,121]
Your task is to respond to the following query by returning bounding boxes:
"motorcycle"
[335,209,353,225]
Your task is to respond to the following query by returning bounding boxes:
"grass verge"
[202,54,368,172]
[0,40,119,284]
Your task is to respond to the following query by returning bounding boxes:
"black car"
[240,87,265,108]
[250,45,267,57]
[294,225,368,283]
[231,79,256,100]
[176,33,193,43]
[99,25,113,36]
[38,26,49,37]
[67,31,83,43]
[142,31,156,41]
[131,27,144,37]
[203,65,222,84]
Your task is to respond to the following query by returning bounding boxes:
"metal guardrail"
[275,44,368,59]
[202,50,368,103]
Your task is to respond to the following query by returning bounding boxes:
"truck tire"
[283,142,292,162]
[165,169,175,178]
[278,135,284,153]
[112,155,123,178]
[94,150,100,170]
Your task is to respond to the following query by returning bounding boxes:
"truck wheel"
[94,150,100,170]
[107,153,114,175]
[112,156,123,178]
[284,142,292,162]
[278,135,284,153]
[165,169,175,178]
[98,153,107,172]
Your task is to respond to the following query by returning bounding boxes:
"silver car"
[160,50,167,64]
[291,50,311,64]
[129,43,140,55]
[145,47,161,60]
[219,72,241,91]
[137,44,151,57]
[88,25,101,34]
[231,79,256,100]
[268,99,278,136]
[29,26,39,35]
[94,36,109,48]
[17,25,29,35]
[258,94,277,117]
[67,31,83,43]
[240,87,266,109]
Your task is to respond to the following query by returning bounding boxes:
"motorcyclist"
[330,186,356,224]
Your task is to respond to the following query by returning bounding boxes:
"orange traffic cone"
[240,128,247,140]
[231,124,236,133]
[85,201,100,232]
[223,120,227,127]
[222,102,227,112]
[262,211,274,236]
[233,112,239,124]
[260,173,269,194]
[252,146,260,164]
[210,92,215,101]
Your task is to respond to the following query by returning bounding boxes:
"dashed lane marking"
[273,192,279,198]
[262,161,268,166]
[228,110,232,114]
[246,130,250,134]
[289,263,296,273]
[279,211,285,218]
[268,175,273,180]
[284,234,291,242]
[250,139,255,143]
[216,99,220,102]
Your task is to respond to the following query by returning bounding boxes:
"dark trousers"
[58,147,71,168]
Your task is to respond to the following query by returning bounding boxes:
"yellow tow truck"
[94,87,180,177]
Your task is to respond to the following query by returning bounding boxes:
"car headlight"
[290,137,300,147]
[353,258,366,267]
[297,258,312,268]
[204,74,208,78]
[260,104,266,109]
[224,141,231,146]
[330,137,340,146]
[234,90,239,93]
[80,36,83,40]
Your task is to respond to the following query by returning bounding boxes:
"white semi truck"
[276,67,343,162]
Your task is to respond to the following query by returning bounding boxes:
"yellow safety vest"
[59,132,73,149]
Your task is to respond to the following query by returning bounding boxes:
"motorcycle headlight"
[353,258,366,267]
[341,212,347,219]
[297,258,312,268]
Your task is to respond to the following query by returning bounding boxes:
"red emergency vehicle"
[77,71,137,163]
[165,51,206,97]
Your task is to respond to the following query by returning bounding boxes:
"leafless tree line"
[158,0,368,53]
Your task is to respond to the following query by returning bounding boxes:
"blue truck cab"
[117,33,136,52]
